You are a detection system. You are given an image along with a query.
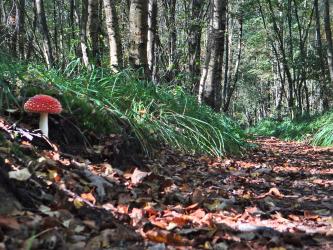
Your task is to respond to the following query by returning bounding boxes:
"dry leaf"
[131,168,151,185]
[8,168,31,181]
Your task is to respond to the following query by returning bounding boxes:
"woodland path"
[1,117,333,250]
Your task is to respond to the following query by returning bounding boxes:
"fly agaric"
[24,95,62,137]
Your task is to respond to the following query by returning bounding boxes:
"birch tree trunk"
[35,0,53,68]
[198,0,227,111]
[147,0,157,80]
[103,0,123,71]
[129,0,149,75]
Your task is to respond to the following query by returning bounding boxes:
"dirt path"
[142,136,333,249]
[1,119,333,250]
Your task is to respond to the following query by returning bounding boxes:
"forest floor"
[0,116,333,249]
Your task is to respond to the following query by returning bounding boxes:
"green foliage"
[311,112,333,147]
[0,55,246,157]
[250,118,314,141]
[251,111,333,147]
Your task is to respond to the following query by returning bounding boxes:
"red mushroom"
[24,95,62,137]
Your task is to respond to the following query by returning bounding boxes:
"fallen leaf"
[8,168,31,181]
[304,210,319,220]
[81,192,96,205]
[131,168,151,185]
[145,229,186,245]
[0,216,20,230]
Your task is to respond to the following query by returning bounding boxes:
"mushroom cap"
[24,95,62,114]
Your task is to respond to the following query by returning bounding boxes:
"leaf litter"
[0,117,333,249]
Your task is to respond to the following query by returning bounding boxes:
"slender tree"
[324,0,333,84]
[314,0,329,110]
[188,0,204,91]
[198,0,227,111]
[35,0,53,68]
[147,0,157,80]
[80,0,90,67]
[88,0,100,66]
[0,0,6,26]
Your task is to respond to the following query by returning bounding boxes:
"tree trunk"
[262,0,295,118]
[222,13,232,110]
[88,0,100,66]
[167,0,177,70]
[129,0,149,75]
[0,0,6,25]
[198,0,227,112]
[314,0,329,110]
[324,0,333,84]
[188,0,203,92]
[35,0,53,68]
[147,0,157,80]
[103,0,123,71]
[80,0,90,67]
[223,15,243,113]
[53,0,59,61]
[14,0,25,59]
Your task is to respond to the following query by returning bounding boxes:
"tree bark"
[0,0,6,25]
[223,15,243,113]
[103,0,123,71]
[324,0,333,84]
[198,0,227,111]
[129,0,149,75]
[80,0,90,67]
[188,0,203,92]
[147,0,157,80]
[35,0,54,68]
[18,0,25,59]
[88,0,100,66]
[314,0,329,110]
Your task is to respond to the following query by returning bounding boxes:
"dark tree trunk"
[88,0,100,66]
[314,0,329,110]
[324,0,333,84]
[188,0,203,92]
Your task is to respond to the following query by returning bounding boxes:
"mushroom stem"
[39,112,49,137]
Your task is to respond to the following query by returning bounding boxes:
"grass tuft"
[250,112,333,147]
[0,55,246,157]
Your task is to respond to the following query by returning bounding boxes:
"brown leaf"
[81,192,96,205]
[145,229,187,245]
[0,216,20,230]
[304,210,319,220]
[131,168,151,185]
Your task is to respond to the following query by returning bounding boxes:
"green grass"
[250,112,333,147]
[0,54,246,157]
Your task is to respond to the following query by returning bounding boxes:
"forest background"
[0,0,333,155]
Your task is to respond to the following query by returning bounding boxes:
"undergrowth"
[0,54,245,157]
[250,112,333,147]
